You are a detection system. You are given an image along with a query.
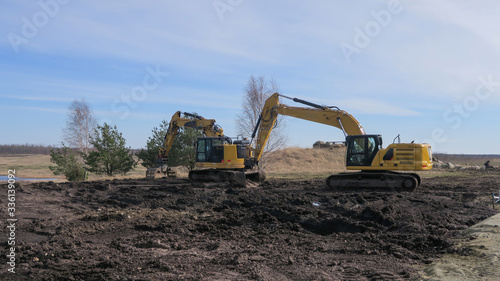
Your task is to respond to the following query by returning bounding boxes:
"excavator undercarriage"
[188,169,265,187]
[326,171,421,191]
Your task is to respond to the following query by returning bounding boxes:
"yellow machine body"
[194,143,246,170]
[347,142,433,171]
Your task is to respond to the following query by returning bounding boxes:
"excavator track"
[188,169,266,188]
[326,171,421,192]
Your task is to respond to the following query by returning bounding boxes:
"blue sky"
[1,0,500,154]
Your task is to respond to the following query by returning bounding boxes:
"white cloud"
[0,95,74,103]
[331,98,420,116]
[1,105,67,114]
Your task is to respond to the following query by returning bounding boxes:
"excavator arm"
[251,93,365,163]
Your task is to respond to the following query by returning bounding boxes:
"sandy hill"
[264,146,347,176]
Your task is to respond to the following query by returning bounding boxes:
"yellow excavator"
[188,135,264,186]
[145,111,225,179]
[251,93,433,191]
[189,93,432,190]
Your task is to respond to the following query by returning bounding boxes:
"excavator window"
[196,139,208,162]
[348,137,367,165]
[212,139,224,163]
[346,135,381,167]
[196,137,224,163]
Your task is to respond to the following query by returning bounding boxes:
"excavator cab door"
[346,135,382,167]
[196,137,224,163]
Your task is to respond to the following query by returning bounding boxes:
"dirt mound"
[265,147,346,174]
[1,172,498,280]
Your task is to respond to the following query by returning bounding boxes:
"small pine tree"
[84,123,136,176]
[49,145,86,181]
[167,126,202,171]
[136,120,169,169]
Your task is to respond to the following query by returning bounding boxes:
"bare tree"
[63,98,97,155]
[236,75,287,167]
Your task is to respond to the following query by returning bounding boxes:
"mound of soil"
[1,171,498,280]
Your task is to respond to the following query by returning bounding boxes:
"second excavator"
[146,110,264,186]
[146,111,225,179]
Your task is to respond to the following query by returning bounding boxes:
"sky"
[1,0,500,154]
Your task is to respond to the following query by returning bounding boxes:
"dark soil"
[1,171,499,280]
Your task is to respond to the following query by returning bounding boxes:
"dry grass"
[0,148,347,182]
[0,154,147,182]
[264,147,347,178]
[434,154,500,166]
[421,170,473,178]
[0,154,60,179]
[3,149,499,182]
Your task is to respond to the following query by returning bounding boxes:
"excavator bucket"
[146,168,156,180]
[146,166,177,180]
[232,172,247,188]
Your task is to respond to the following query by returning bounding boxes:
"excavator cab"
[194,136,250,164]
[195,137,227,163]
[346,135,382,167]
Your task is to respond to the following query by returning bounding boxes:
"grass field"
[1,149,499,182]
[0,154,59,179]
[0,154,147,181]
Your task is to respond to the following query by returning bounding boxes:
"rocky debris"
[433,159,484,171]
[313,140,345,149]
[433,158,499,171]
[484,160,497,170]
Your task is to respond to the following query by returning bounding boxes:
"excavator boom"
[252,93,365,163]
